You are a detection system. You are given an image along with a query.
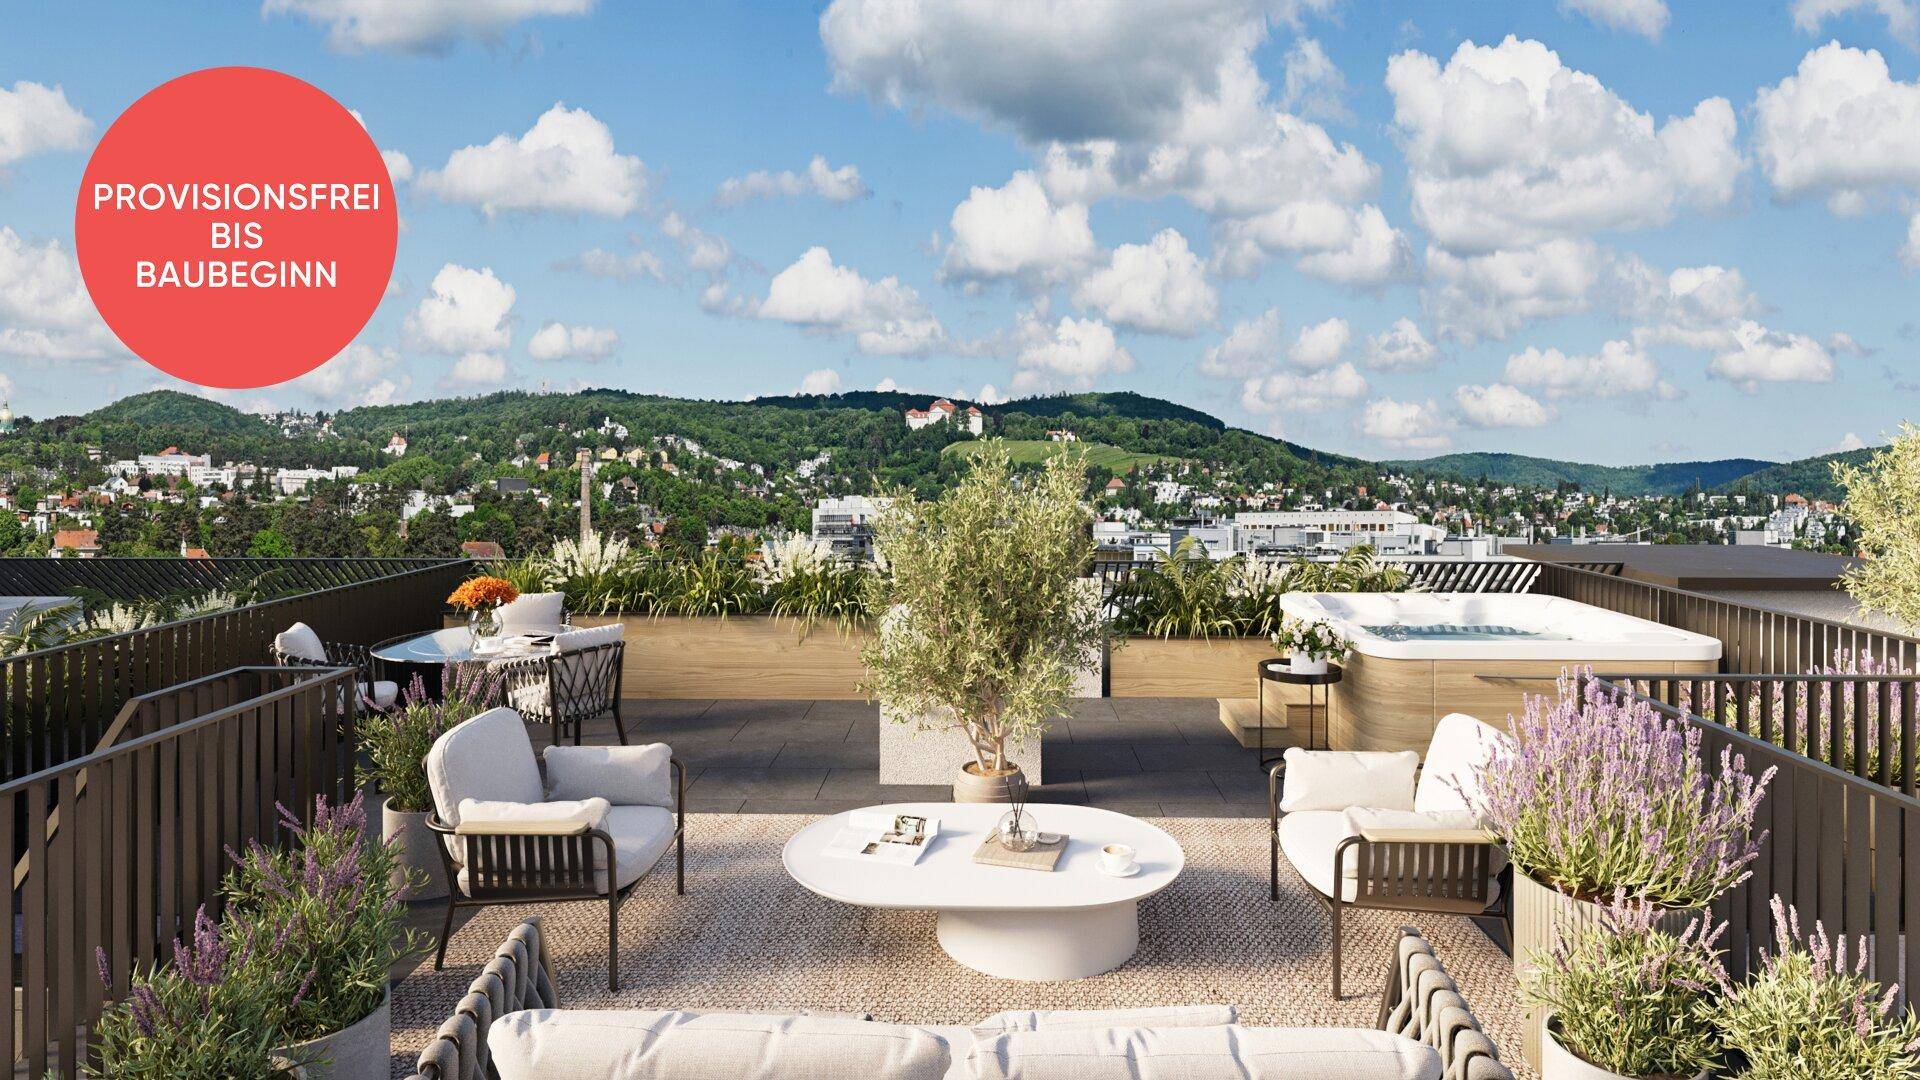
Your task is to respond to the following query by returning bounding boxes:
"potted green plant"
[1473,672,1774,1067]
[862,442,1106,802]
[1270,616,1347,675]
[361,665,497,902]
[1523,894,1725,1079]
[234,792,424,1079]
[1707,896,1920,1080]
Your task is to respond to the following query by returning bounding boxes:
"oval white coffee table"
[782,802,1183,982]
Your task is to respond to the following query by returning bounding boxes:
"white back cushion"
[488,1010,951,1080]
[552,622,623,654]
[1414,713,1514,815]
[967,1026,1440,1080]
[426,706,544,828]
[499,591,568,633]
[274,622,327,663]
[1279,749,1418,813]
[544,743,673,807]
[973,1006,1236,1033]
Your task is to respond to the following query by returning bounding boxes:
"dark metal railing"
[1087,555,1594,596]
[0,559,468,780]
[1590,674,1920,1011]
[0,556,458,602]
[5,666,358,1079]
[1536,561,1920,676]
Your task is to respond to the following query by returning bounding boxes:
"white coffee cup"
[1099,843,1136,874]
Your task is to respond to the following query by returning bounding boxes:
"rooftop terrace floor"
[388,699,1528,1077]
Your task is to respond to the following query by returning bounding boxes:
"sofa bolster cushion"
[973,1005,1237,1033]
[964,1026,1440,1080]
[1278,748,1418,812]
[454,797,610,835]
[488,1010,951,1080]
[545,743,674,808]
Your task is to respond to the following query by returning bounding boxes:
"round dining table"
[372,625,569,696]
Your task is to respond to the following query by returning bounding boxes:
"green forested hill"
[1712,448,1872,501]
[1390,451,1777,496]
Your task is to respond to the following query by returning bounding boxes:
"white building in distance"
[904,399,983,436]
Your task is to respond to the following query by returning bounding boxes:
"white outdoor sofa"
[406,918,1514,1080]
[1270,712,1515,998]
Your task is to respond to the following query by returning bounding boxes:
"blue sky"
[3,0,1920,465]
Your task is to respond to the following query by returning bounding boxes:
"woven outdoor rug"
[389,813,1531,1077]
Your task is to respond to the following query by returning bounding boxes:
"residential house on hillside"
[904,399,984,435]
[50,529,99,558]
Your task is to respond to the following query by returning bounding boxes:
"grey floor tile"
[770,740,880,768]
[816,768,951,803]
[683,794,747,813]
[1046,744,1142,773]
[803,699,880,722]
[677,742,784,768]
[738,799,867,815]
[687,767,828,800]
[1082,769,1226,802]
[702,699,813,724]
[1064,699,1120,722]
[1139,742,1258,771]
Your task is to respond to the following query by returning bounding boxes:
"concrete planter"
[272,986,390,1080]
[879,706,1042,785]
[383,798,446,902]
[1515,873,1699,1068]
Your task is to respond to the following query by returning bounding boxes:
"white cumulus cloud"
[1013,315,1136,392]
[758,246,945,356]
[1754,43,1920,223]
[1364,318,1438,370]
[797,368,843,395]
[1199,308,1282,379]
[443,351,510,389]
[1358,398,1452,450]
[1708,320,1836,390]
[1424,239,1606,344]
[0,81,93,167]
[261,0,594,53]
[527,321,618,361]
[1504,339,1677,399]
[716,155,870,206]
[0,228,123,363]
[1240,361,1367,413]
[419,104,646,218]
[1387,36,1740,255]
[1790,0,1918,47]
[940,171,1097,288]
[403,264,515,355]
[1453,383,1555,428]
[288,342,412,407]
[1560,0,1670,39]
[1287,317,1350,369]
[1071,229,1217,336]
[553,243,668,283]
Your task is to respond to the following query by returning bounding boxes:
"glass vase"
[997,808,1039,852]
[469,607,502,641]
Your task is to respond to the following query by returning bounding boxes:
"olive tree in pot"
[862,442,1105,803]
[1472,672,1774,1068]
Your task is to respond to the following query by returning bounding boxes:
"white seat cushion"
[973,1006,1236,1033]
[1280,809,1504,906]
[1279,749,1418,813]
[489,1010,951,1080]
[965,1026,1440,1080]
[598,805,676,891]
[498,592,568,634]
[454,797,610,835]
[360,680,399,710]
[274,622,327,663]
[545,744,674,808]
[1414,713,1513,815]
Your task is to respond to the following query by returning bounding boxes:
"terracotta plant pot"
[1542,1017,1711,1080]
[383,797,447,902]
[1515,873,1700,1068]
[954,761,1025,803]
[271,986,390,1080]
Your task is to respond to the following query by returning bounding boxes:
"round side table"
[1255,660,1343,770]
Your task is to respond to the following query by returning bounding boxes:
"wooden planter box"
[1108,636,1272,698]
[571,615,873,699]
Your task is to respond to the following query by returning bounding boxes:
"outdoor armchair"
[1270,712,1514,998]
[271,620,400,709]
[490,623,628,746]
[424,706,684,991]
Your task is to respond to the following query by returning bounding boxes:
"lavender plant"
[1474,672,1775,908]
[1522,893,1727,1077]
[1707,896,1920,1079]
[223,792,423,1047]
[361,666,499,813]
[88,907,290,1078]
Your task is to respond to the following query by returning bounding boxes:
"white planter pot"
[383,798,447,902]
[1289,652,1328,676]
[1515,873,1699,1069]
[272,986,390,1080]
[878,706,1042,786]
[1541,1018,1711,1080]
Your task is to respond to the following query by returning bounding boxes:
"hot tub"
[1278,592,1721,752]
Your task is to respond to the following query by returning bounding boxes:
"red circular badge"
[75,67,398,389]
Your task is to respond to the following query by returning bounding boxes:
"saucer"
[1097,861,1140,878]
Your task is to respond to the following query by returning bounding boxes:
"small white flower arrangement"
[1271,617,1348,674]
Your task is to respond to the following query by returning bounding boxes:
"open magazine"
[821,811,940,866]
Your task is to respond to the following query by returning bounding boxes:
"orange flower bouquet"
[448,575,520,642]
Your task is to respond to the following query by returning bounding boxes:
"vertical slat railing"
[5,666,356,1078]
